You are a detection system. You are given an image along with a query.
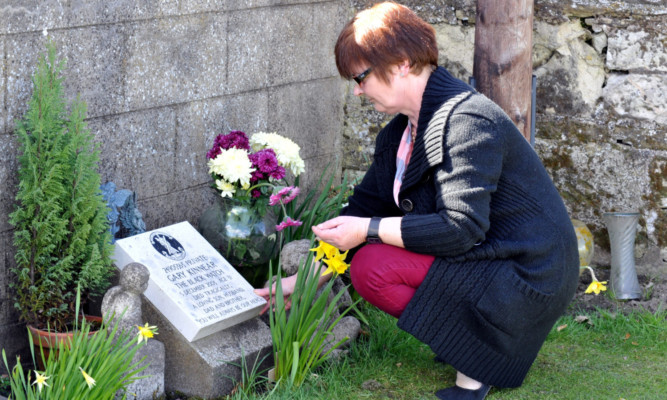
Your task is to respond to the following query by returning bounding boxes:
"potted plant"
[8,41,114,340]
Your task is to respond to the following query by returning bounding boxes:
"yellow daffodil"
[137,323,158,344]
[310,241,338,261]
[32,371,49,392]
[79,367,96,389]
[585,280,608,295]
[321,251,350,276]
[582,266,607,295]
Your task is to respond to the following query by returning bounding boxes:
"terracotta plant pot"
[27,315,104,370]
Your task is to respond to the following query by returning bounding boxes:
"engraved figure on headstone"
[150,232,185,260]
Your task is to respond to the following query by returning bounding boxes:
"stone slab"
[603,74,667,125]
[142,299,272,398]
[113,221,267,342]
[607,28,667,72]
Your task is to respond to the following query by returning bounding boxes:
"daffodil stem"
[583,265,599,282]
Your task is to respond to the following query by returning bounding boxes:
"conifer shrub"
[9,41,114,331]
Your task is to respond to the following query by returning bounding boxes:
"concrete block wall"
[0,0,349,370]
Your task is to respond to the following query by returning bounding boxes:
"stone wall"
[343,0,666,277]
[0,0,349,371]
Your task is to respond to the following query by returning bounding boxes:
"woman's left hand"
[312,216,369,251]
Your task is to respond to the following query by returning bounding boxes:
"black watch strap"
[366,217,382,244]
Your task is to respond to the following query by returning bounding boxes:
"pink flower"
[269,186,299,206]
[275,217,303,232]
[283,186,300,204]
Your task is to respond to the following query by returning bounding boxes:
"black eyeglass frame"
[352,67,372,85]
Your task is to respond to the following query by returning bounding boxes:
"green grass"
[219,304,666,400]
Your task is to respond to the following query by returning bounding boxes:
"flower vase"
[603,212,642,300]
[198,197,278,285]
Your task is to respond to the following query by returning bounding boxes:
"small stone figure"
[100,182,147,243]
[102,263,165,400]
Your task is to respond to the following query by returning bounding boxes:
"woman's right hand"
[253,274,298,315]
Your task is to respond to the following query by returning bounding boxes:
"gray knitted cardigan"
[342,67,579,387]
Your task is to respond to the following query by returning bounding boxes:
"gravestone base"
[142,300,273,399]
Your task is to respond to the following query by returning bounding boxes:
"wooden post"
[473,0,534,141]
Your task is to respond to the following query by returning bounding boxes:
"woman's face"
[352,65,404,115]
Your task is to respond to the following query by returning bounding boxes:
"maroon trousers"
[350,244,435,318]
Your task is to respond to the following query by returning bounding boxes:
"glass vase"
[603,212,642,300]
[198,196,278,285]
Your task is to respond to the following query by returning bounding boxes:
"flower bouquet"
[198,130,305,282]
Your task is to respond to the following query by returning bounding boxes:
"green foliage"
[268,247,360,388]
[2,296,149,399]
[223,348,271,399]
[9,41,114,331]
[275,165,356,247]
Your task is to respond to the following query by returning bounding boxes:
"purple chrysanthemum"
[269,165,286,180]
[254,149,279,174]
[207,131,250,159]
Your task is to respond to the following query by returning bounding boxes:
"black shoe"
[435,384,491,400]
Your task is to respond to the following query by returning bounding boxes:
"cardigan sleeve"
[401,111,504,257]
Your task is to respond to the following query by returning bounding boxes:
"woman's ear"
[398,60,410,77]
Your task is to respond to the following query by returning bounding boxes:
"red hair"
[335,2,438,84]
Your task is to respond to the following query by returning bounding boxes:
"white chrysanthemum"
[250,132,305,176]
[208,148,253,188]
[215,179,236,198]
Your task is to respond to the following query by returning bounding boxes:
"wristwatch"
[366,217,383,244]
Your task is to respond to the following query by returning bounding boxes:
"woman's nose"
[353,83,364,96]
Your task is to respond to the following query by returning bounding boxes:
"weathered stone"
[536,0,667,21]
[280,239,313,276]
[533,20,605,114]
[603,74,667,125]
[433,23,475,80]
[591,32,608,54]
[607,27,667,72]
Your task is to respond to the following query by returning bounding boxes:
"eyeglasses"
[351,67,372,85]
